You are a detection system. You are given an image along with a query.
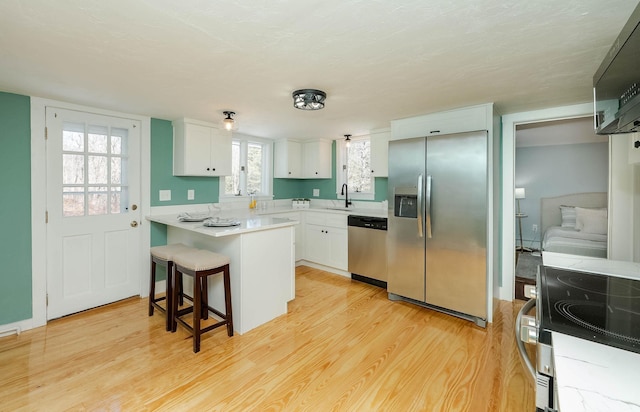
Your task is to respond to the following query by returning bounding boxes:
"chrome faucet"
[341,183,352,208]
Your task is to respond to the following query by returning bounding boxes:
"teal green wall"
[0,92,32,324]
[273,178,304,199]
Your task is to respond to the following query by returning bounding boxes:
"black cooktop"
[540,266,640,354]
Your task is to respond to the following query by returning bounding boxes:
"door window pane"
[110,186,127,214]
[63,187,85,217]
[88,156,108,184]
[87,186,108,215]
[88,125,108,153]
[63,154,85,184]
[111,128,127,155]
[61,122,130,217]
[111,158,122,184]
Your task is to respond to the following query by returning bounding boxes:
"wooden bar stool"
[172,249,233,353]
[149,243,193,331]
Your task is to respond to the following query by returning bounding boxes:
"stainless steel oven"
[517,264,640,411]
[517,266,557,412]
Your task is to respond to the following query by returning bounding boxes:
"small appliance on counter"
[292,198,310,209]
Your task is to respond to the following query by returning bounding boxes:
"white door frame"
[499,102,592,301]
[29,97,151,328]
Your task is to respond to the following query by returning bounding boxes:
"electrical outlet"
[159,190,171,201]
[532,224,538,233]
[187,189,195,200]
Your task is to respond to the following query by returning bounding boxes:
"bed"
[540,192,608,258]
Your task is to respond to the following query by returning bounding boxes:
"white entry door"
[46,108,142,320]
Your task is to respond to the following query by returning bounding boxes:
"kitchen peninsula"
[147,213,297,335]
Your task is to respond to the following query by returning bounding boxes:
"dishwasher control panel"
[347,215,387,230]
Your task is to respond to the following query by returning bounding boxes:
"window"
[62,121,129,216]
[220,135,273,200]
[336,135,374,200]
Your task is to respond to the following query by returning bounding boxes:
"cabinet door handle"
[206,167,210,171]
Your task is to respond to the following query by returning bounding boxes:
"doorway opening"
[513,116,609,299]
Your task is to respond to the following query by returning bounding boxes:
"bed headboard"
[540,192,608,235]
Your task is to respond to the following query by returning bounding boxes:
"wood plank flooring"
[0,266,534,411]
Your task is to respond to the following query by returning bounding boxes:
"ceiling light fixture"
[222,111,237,131]
[344,134,352,148]
[292,89,326,110]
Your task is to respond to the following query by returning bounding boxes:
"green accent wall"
[0,92,32,324]
[273,178,304,199]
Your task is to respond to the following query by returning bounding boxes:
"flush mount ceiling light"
[222,111,237,131]
[344,134,352,148]
[292,89,326,110]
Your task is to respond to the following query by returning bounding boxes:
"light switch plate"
[313,189,320,197]
[187,189,195,200]
[159,190,171,201]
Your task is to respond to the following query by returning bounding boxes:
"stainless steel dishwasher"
[348,215,388,288]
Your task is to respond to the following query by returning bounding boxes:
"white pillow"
[559,205,576,228]
[575,207,608,235]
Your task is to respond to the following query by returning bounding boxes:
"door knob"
[131,204,138,210]
[130,221,138,228]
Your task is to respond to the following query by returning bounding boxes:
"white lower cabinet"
[304,212,347,271]
[269,211,304,261]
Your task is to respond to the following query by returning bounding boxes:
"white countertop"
[146,214,298,237]
[552,332,640,412]
[542,252,640,412]
[543,251,640,281]
[257,205,388,219]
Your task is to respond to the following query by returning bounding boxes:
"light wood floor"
[0,266,534,411]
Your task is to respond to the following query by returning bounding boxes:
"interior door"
[45,107,141,320]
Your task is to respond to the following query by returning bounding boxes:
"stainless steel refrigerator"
[387,131,487,326]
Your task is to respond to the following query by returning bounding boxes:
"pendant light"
[222,111,237,131]
[344,134,352,148]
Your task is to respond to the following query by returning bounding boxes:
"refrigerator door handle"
[426,174,432,238]
[417,174,423,238]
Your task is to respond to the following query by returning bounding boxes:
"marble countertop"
[542,252,640,411]
[552,332,640,412]
[542,251,640,281]
[146,214,298,238]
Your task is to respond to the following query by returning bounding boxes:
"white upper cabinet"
[274,139,332,179]
[173,118,232,176]
[390,103,493,140]
[370,128,390,177]
[630,132,640,164]
[274,139,302,178]
[303,139,331,178]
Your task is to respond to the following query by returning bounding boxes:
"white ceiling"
[0,0,637,140]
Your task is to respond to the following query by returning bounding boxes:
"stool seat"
[173,249,230,271]
[150,243,192,261]
[172,249,233,353]
[149,243,195,331]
